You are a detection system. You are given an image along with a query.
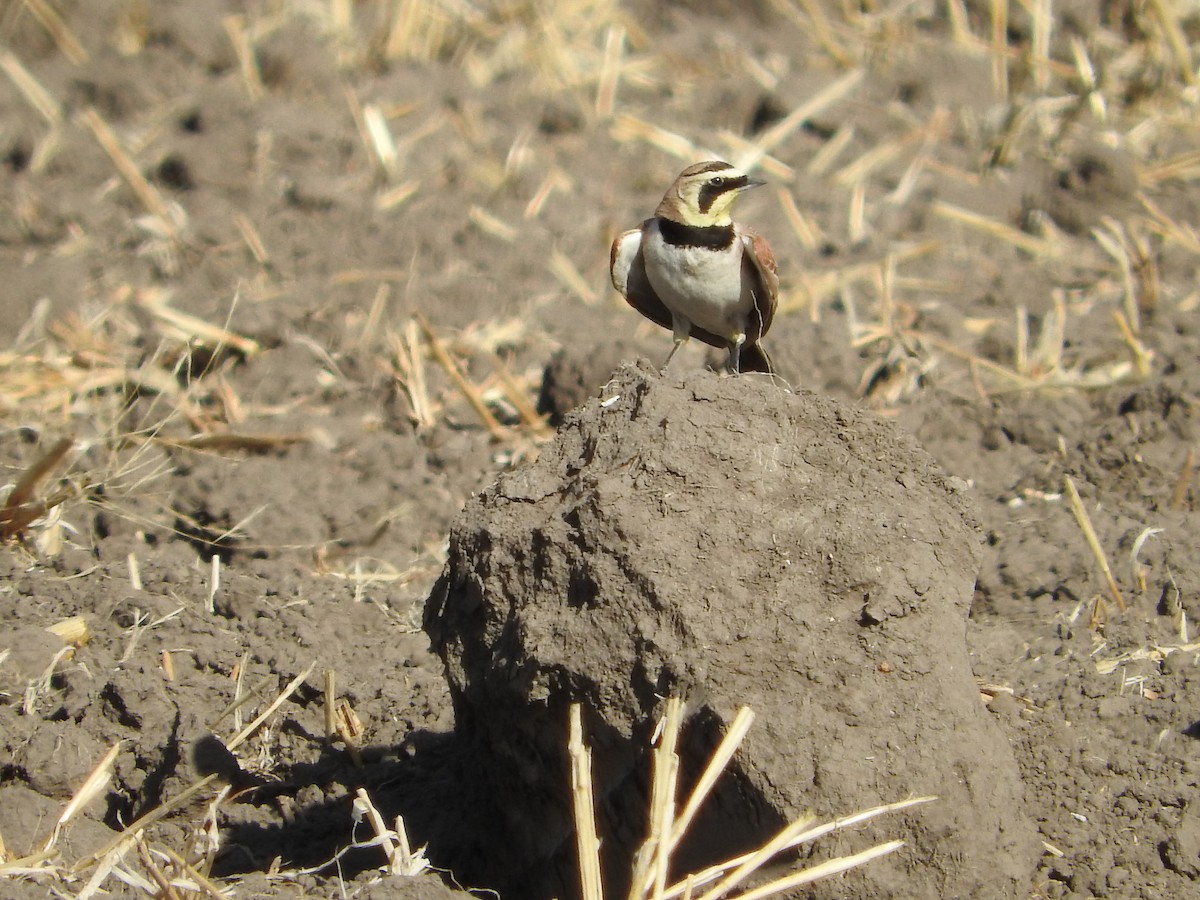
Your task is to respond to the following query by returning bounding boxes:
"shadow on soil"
[199,717,788,900]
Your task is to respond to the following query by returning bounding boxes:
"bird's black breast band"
[656,218,736,250]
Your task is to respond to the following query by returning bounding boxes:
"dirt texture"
[428,366,1035,898]
[2,1,1200,899]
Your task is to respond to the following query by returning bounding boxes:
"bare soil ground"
[2,2,1199,898]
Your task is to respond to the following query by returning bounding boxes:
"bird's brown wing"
[609,222,727,351]
[737,226,779,342]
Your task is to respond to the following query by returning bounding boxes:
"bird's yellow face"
[656,161,764,228]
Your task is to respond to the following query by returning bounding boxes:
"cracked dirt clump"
[425,364,1038,899]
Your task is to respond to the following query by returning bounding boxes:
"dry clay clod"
[426,366,1037,899]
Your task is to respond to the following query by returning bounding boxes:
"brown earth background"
[2,1,1200,898]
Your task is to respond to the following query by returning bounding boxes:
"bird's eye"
[709,176,726,187]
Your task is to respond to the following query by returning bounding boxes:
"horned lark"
[610,160,779,374]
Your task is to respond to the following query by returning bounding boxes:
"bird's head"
[655,161,764,227]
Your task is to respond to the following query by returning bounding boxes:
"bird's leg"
[726,332,746,375]
[661,315,692,373]
[660,336,687,372]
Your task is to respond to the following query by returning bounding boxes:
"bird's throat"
[656,218,736,250]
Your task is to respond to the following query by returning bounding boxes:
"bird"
[610,160,779,374]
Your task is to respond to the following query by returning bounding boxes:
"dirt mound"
[426,365,1037,898]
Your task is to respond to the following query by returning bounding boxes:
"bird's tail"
[739,342,773,374]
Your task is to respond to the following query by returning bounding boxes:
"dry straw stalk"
[1063,475,1127,616]
[570,699,934,900]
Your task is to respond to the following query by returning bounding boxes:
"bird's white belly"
[643,228,749,338]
